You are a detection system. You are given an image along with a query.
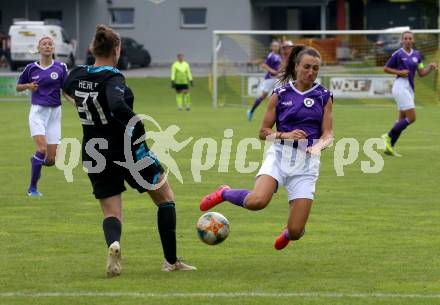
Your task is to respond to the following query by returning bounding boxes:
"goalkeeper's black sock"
[103,217,121,247]
[157,202,177,264]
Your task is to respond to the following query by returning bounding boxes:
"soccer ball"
[196,212,230,245]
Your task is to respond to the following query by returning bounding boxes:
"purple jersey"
[385,48,423,90]
[274,82,332,146]
[264,52,282,79]
[18,60,68,107]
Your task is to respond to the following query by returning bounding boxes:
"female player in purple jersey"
[281,40,294,65]
[247,40,281,121]
[381,31,437,156]
[200,46,333,251]
[16,36,69,197]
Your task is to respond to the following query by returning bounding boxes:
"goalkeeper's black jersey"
[63,65,135,142]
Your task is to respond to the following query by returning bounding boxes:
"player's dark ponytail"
[279,44,306,84]
[91,24,121,58]
[279,45,321,84]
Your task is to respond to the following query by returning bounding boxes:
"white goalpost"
[212,29,440,108]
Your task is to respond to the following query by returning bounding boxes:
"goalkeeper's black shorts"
[174,84,189,92]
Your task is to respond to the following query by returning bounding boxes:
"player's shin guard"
[103,217,121,247]
[388,118,410,146]
[176,93,183,109]
[250,97,263,113]
[222,189,250,207]
[157,202,177,264]
[29,151,45,191]
[184,93,191,109]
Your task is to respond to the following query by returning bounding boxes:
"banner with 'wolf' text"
[329,75,394,99]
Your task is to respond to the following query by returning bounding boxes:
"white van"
[8,21,76,71]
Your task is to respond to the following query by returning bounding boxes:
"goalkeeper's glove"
[190,80,194,87]
[171,81,175,89]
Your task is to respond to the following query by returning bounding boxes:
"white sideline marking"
[1,292,440,299]
[334,104,425,109]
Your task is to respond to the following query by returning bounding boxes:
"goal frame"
[212,29,440,108]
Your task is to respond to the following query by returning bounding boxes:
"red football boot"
[274,228,290,250]
[199,185,230,211]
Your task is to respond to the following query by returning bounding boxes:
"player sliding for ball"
[200,46,333,250]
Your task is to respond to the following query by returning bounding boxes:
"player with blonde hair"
[247,40,281,121]
[16,35,69,196]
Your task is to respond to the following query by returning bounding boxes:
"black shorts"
[175,84,189,92]
[84,142,165,199]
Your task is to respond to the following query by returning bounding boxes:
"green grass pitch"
[1,77,440,305]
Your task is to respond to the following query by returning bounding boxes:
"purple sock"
[29,151,45,191]
[250,97,263,113]
[284,228,305,241]
[388,118,410,146]
[222,189,250,207]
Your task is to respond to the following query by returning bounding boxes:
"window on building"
[109,8,134,27]
[180,8,207,28]
[40,11,62,24]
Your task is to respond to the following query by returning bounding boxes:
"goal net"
[212,29,440,108]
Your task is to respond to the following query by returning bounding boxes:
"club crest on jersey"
[50,72,59,80]
[303,98,315,108]
[412,57,418,63]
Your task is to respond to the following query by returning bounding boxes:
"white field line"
[1,292,440,299]
[334,104,427,108]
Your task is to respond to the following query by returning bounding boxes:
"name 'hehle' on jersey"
[63,65,134,143]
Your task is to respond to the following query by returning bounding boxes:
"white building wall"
[109,0,254,64]
[1,0,257,65]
